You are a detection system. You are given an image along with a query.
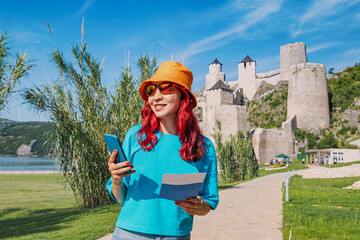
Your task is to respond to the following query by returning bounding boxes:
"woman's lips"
[154,104,166,111]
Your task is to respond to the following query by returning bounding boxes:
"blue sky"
[1,0,359,121]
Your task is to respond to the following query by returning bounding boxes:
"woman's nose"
[153,88,163,100]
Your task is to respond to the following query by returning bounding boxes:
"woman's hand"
[175,196,211,216]
[108,150,135,184]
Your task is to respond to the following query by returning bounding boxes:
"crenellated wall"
[206,63,225,91]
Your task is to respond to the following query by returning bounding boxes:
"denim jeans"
[112,227,191,240]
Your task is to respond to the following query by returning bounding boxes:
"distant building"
[305,149,360,165]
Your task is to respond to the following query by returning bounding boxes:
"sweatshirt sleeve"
[199,140,219,210]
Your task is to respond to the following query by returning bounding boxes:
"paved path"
[99,173,285,240]
[191,173,284,240]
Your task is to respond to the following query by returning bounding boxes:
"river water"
[0,156,59,171]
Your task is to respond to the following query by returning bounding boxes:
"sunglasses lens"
[145,85,156,96]
[159,83,173,95]
[145,83,173,97]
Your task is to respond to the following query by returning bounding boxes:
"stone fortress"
[197,42,330,163]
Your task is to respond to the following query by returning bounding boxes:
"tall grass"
[22,42,157,207]
[0,33,33,112]
[214,120,258,183]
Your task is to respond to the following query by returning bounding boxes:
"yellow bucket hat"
[138,61,197,109]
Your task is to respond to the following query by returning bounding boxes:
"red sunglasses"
[145,83,174,97]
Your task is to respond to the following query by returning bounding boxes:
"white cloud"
[307,42,338,53]
[344,48,360,56]
[299,0,343,26]
[182,0,284,58]
[292,0,360,37]
[11,30,44,44]
[76,0,95,16]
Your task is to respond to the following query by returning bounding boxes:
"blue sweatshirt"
[106,125,219,236]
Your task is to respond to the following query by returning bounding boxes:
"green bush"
[317,132,338,149]
[337,125,351,135]
[350,126,357,134]
[264,92,273,102]
[270,97,282,109]
[294,128,306,142]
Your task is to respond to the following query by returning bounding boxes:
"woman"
[106,61,219,239]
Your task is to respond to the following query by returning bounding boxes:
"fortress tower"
[287,63,330,132]
[206,58,225,90]
[280,42,307,80]
[237,55,256,100]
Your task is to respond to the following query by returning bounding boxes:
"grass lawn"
[0,160,308,239]
[0,174,120,240]
[282,175,360,240]
[258,159,308,177]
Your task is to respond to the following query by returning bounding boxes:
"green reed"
[22,43,156,207]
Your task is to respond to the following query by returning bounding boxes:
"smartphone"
[103,134,131,174]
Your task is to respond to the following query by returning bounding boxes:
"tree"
[23,42,157,207]
[328,67,334,74]
[316,132,338,149]
[0,33,33,112]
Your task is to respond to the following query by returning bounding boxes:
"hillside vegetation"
[328,63,360,113]
[246,80,288,129]
[245,63,360,150]
[328,63,360,142]
[0,118,55,156]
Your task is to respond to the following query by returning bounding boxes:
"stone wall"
[252,116,296,163]
[287,63,330,132]
[206,89,233,106]
[280,42,307,81]
[202,104,248,142]
[256,69,280,79]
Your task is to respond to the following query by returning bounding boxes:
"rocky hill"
[0,118,55,156]
[328,63,360,143]
[246,80,288,129]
